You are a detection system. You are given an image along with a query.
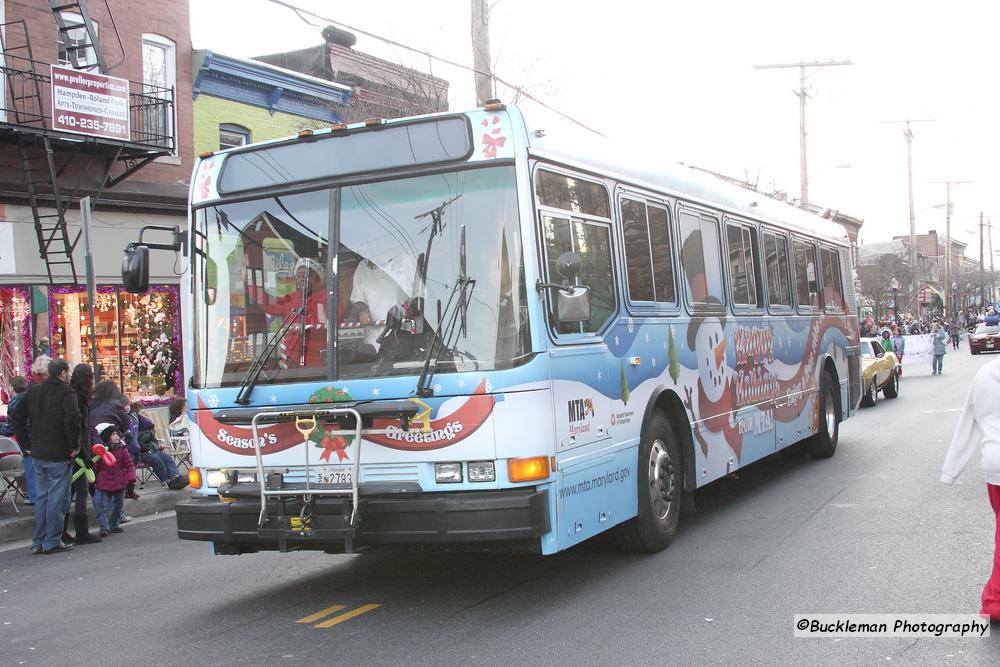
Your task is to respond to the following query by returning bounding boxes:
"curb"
[0,488,187,544]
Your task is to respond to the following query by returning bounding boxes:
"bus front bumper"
[175,488,550,554]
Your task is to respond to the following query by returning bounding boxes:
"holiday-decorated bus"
[123,103,861,555]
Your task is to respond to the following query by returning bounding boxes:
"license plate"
[314,465,354,486]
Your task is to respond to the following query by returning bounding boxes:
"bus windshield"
[192,165,530,389]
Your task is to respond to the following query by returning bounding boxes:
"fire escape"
[0,1,175,283]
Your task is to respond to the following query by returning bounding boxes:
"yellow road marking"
[313,603,382,628]
[296,605,346,624]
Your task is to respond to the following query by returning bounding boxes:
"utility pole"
[754,59,852,208]
[929,180,970,316]
[883,119,934,318]
[991,219,995,305]
[471,0,493,104]
[981,212,986,309]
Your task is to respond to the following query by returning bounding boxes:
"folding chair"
[135,460,163,489]
[166,434,191,471]
[0,437,26,513]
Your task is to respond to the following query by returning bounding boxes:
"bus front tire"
[808,376,839,458]
[617,414,681,553]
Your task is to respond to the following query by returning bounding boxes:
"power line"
[262,0,606,137]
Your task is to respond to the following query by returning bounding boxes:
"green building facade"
[192,50,352,154]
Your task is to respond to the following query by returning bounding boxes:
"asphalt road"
[3,347,1000,666]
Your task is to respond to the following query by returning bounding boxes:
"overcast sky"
[191,0,1000,258]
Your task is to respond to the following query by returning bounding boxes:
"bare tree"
[856,253,912,321]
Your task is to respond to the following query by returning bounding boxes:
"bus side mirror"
[555,286,591,323]
[122,244,150,293]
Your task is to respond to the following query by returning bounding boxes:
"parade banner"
[902,334,934,365]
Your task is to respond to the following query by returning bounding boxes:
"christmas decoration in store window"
[123,292,177,380]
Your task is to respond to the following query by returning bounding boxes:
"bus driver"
[350,256,415,351]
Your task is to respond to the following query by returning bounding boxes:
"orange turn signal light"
[297,129,314,138]
[188,468,203,489]
[483,99,506,111]
[508,456,550,483]
[198,150,214,159]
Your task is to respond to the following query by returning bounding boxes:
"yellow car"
[859,337,900,407]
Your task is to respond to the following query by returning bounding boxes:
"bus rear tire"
[617,414,681,553]
[808,375,839,458]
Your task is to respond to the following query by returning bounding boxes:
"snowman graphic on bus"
[679,230,744,472]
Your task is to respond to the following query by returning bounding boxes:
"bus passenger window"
[647,204,675,303]
[727,223,761,307]
[542,215,615,334]
[536,170,610,218]
[763,232,792,307]
[620,197,675,305]
[621,198,655,301]
[792,238,819,309]
[820,247,845,312]
[679,210,724,308]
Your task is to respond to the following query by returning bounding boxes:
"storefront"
[1,205,187,408]
[48,285,183,404]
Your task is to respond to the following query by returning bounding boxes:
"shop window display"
[0,286,31,404]
[49,286,182,403]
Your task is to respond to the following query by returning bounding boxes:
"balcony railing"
[0,54,175,153]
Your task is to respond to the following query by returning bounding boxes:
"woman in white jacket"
[941,357,1000,620]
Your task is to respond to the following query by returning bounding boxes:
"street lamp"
[952,281,958,319]
[890,277,900,325]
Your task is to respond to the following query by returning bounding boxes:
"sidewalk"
[0,482,187,544]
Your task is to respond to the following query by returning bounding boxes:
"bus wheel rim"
[648,439,674,521]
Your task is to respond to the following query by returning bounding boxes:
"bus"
[123,103,861,556]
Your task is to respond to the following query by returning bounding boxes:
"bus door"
[541,211,616,452]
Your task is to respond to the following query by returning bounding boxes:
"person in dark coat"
[90,381,141,501]
[8,358,80,554]
[67,364,101,544]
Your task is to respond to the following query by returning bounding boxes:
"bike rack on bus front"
[247,402,426,533]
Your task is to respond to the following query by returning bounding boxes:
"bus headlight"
[205,469,227,489]
[467,461,495,482]
[434,462,463,483]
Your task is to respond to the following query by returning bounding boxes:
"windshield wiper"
[235,306,304,405]
[415,225,475,398]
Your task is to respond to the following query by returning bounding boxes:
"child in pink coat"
[92,422,136,537]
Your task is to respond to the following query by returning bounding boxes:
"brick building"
[253,26,449,123]
[0,0,193,403]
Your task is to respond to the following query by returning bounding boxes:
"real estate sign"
[50,64,130,141]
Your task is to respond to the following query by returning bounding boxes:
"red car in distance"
[969,323,1000,354]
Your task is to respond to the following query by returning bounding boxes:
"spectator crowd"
[0,355,188,554]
